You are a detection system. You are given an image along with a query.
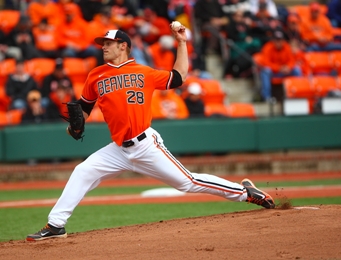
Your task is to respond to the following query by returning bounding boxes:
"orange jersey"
[81,59,175,145]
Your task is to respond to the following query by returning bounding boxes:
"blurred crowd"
[0,0,341,125]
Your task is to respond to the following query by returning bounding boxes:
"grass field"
[0,179,340,242]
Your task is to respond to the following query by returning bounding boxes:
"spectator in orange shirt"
[87,7,119,50]
[57,4,100,62]
[300,2,341,52]
[148,35,175,71]
[27,0,61,28]
[134,6,172,45]
[152,90,189,120]
[259,30,302,101]
[32,18,60,59]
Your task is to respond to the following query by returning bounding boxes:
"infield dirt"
[1,204,340,260]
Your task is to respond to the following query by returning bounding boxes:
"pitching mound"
[1,205,340,259]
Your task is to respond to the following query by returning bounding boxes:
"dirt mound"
[1,205,340,260]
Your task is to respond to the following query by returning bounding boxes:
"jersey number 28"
[127,90,144,104]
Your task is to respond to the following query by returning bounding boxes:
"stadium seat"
[24,58,55,85]
[330,51,341,75]
[197,79,226,105]
[204,103,228,117]
[304,52,333,75]
[283,77,314,99]
[72,82,83,99]
[87,105,105,122]
[283,76,315,113]
[63,58,91,84]
[0,86,11,112]
[225,103,256,119]
[0,10,20,35]
[311,76,339,98]
[0,109,23,126]
[0,59,16,86]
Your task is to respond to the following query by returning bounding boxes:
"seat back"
[225,103,256,119]
[0,10,20,34]
[204,103,228,117]
[24,58,56,85]
[331,51,341,75]
[311,76,339,98]
[0,59,16,86]
[63,58,91,84]
[304,52,333,75]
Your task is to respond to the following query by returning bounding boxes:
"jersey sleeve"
[81,73,98,104]
[152,69,174,91]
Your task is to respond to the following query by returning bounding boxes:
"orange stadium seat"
[204,103,228,117]
[24,58,55,86]
[0,10,20,35]
[0,109,23,126]
[197,79,226,105]
[284,76,316,112]
[304,52,333,75]
[0,59,16,86]
[225,103,256,119]
[330,51,341,75]
[0,85,11,112]
[284,77,314,99]
[72,82,84,99]
[87,105,105,122]
[63,58,91,84]
[312,76,339,98]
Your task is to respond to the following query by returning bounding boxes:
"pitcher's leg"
[48,143,130,227]
[134,131,247,202]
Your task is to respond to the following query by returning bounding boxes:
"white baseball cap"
[187,82,202,95]
[94,30,132,48]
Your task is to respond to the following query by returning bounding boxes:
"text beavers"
[97,74,145,96]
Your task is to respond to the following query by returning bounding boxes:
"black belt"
[122,132,146,148]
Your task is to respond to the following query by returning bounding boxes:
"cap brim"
[94,37,106,46]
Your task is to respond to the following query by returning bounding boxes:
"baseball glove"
[60,102,85,141]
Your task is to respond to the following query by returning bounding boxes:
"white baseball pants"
[48,127,247,227]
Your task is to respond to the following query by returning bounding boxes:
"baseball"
[171,21,182,31]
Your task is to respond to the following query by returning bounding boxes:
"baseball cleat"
[241,178,275,209]
[26,223,67,241]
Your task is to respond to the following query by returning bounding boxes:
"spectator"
[27,0,61,28]
[57,4,100,61]
[49,84,76,116]
[41,58,74,108]
[32,18,60,59]
[0,29,22,61]
[134,6,172,45]
[221,0,252,19]
[87,6,119,65]
[247,0,282,44]
[283,14,305,49]
[129,29,154,66]
[148,35,176,71]
[223,9,262,78]
[5,59,39,110]
[151,90,189,120]
[194,0,229,54]
[77,0,104,21]
[184,82,205,118]
[327,0,341,27]
[249,0,278,18]
[300,2,341,52]
[21,89,60,124]
[7,15,42,60]
[259,30,302,101]
[110,0,138,30]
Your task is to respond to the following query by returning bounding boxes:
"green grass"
[1,179,340,201]
[0,178,340,242]
[0,197,340,242]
